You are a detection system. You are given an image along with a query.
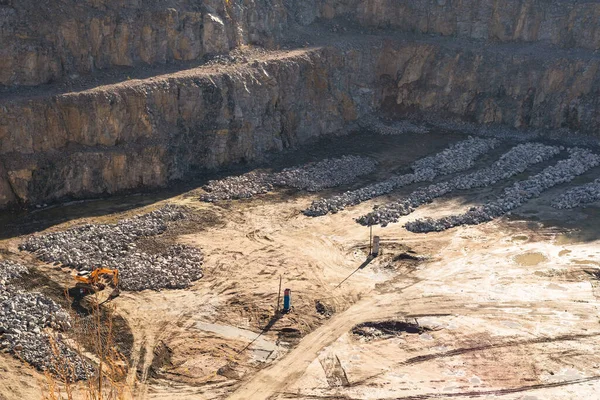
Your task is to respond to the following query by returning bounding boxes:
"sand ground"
[1,131,599,400]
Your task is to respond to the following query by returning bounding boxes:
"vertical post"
[276,275,282,313]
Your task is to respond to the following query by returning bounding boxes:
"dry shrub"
[40,294,132,400]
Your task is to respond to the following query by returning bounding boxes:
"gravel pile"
[359,116,430,135]
[20,205,204,291]
[200,156,377,202]
[303,137,499,217]
[405,148,600,233]
[552,178,600,209]
[0,260,92,379]
[357,143,561,226]
[201,172,273,202]
[0,260,27,291]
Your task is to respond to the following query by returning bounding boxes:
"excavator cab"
[67,268,120,306]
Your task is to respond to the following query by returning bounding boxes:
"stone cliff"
[0,0,287,86]
[1,0,599,209]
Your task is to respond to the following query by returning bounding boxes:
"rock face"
[0,47,378,208]
[1,0,600,210]
[316,0,600,50]
[0,0,288,86]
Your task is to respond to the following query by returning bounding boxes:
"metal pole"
[276,275,282,313]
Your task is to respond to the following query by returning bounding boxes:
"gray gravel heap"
[405,148,600,233]
[358,143,561,226]
[201,172,274,202]
[303,137,499,217]
[200,156,377,202]
[20,205,204,291]
[0,260,92,379]
[0,260,27,293]
[360,116,430,135]
[551,178,600,209]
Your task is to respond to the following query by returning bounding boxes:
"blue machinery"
[283,288,291,312]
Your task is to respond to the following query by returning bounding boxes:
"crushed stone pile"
[405,148,600,233]
[200,155,377,202]
[552,178,600,209]
[20,204,204,291]
[0,260,92,379]
[358,143,561,226]
[359,116,430,135]
[303,137,499,217]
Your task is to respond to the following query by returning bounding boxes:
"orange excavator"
[67,268,121,305]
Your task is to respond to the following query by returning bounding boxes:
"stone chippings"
[200,155,377,202]
[359,115,430,135]
[20,204,204,291]
[0,260,92,379]
[552,178,600,209]
[358,143,561,226]
[303,137,499,217]
[405,148,600,233]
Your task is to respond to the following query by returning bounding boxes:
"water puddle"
[555,232,584,245]
[514,252,548,266]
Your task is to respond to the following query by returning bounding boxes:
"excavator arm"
[69,268,120,305]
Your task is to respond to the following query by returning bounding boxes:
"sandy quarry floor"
[1,130,600,400]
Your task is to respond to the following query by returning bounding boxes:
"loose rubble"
[405,148,600,233]
[200,156,377,202]
[303,137,499,216]
[359,116,430,135]
[552,178,600,209]
[357,143,561,226]
[20,205,204,291]
[0,260,92,379]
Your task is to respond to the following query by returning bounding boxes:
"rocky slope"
[315,0,600,50]
[0,47,378,208]
[1,0,599,210]
[0,0,288,86]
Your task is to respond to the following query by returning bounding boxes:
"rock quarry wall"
[0,48,378,208]
[314,0,600,50]
[1,0,599,209]
[376,38,600,131]
[0,0,288,86]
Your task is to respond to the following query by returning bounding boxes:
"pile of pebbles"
[200,155,377,202]
[20,205,204,291]
[552,178,600,209]
[0,260,92,379]
[405,148,600,233]
[303,137,499,216]
[358,143,561,226]
[359,116,430,135]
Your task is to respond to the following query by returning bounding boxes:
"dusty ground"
[1,130,599,400]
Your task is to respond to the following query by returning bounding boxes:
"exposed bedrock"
[0,47,378,208]
[314,0,600,50]
[377,39,600,132]
[0,0,288,86]
[2,2,600,210]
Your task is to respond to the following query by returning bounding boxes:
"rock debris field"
[357,143,562,226]
[200,156,377,202]
[405,147,600,233]
[0,260,92,379]
[303,137,499,217]
[20,205,204,291]
[552,178,600,209]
